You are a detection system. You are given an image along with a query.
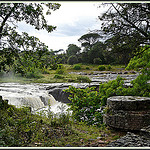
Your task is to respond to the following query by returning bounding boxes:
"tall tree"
[0,3,60,73]
[78,33,101,51]
[98,3,150,54]
[0,3,60,42]
[66,44,81,56]
[88,41,106,64]
[0,29,53,73]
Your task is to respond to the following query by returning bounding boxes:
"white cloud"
[17,2,104,51]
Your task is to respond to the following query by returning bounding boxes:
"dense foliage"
[97,3,150,65]
[0,3,61,77]
[0,96,73,147]
[65,46,150,126]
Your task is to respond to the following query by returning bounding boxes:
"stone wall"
[104,96,150,131]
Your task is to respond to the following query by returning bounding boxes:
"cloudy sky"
[17,2,105,51]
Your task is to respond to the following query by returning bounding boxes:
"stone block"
[104,96,150,131]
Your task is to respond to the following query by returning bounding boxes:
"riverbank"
[0,64,126,84]
[0,96,127,147]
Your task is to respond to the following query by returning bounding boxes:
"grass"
[0,100,126,147]
[0,64,127,147]
[0,64,126,84]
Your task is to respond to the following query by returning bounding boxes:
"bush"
[98,65,106,71]
[85,66,90,70]
[73,64,81,70]
[77,76,91,83]
[65,86,102,126]
[54,74,64,79]
[93,58,102,65]
[106,65,112,70]
[67,55,78,65]
[55,64,64,74]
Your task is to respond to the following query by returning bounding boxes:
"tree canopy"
[0,2,61,75]
[99,3,150,43]
[78,33,101,51]
[0,3,60,41]
[66,44,81,56]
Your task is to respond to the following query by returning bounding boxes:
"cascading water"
[0,83,69,114]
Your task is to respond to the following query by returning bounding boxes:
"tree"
[66,44,81,56]
[78,33,101,51]
[67,55,78,65]
[0,3,60,74]
[98,3,150,54]
[0,29,55,75]
[0,3,60,42]
[88,41,106,64]
[104,33,142,65]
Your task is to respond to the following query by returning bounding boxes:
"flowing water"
[0,82,68,114]
[0,72,139,115]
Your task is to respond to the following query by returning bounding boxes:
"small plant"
[106,65,112,70]
[73,64,81,70]
[77,76,91,83]
[54,74,64,79]
[55,64,65,74]
[57,104,71,126]
[85,66,90,70]
[98,65,106,71]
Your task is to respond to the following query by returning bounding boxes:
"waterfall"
[0,83,69,114]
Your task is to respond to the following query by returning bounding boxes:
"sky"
[17,2,105,52]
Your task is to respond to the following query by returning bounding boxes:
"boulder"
[48,88,71,103]
[104,96,150,131]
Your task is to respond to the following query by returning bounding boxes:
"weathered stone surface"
[107,132,150,147]
[140,125,150,139]
[48,88,71,103]
[107,96,150,111]
[104,110,150,130]
[104,96,150,131]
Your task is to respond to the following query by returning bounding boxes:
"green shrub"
[85,66,90,70]
[106,65,112,70]
[77,76,91,83]
[25,71,43,78]
[73,64,81,70]
[65,86,102,126]
[55,64,64,74]
[98,65,106,71]
[54,74,64,79]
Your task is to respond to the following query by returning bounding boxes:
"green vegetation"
[106,65,112,71]
[67,55,78,65]
[64,46,150,126]
[98,65,106,71]
[0,2,150,147]
[0,96,126,147]
[77,76,91,83]
[73,64,81,70]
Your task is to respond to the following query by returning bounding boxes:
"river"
[0,71,139,114]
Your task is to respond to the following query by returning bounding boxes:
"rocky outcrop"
[104,96,150,131]
[46,83,100,103]
[48,88,71,103]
